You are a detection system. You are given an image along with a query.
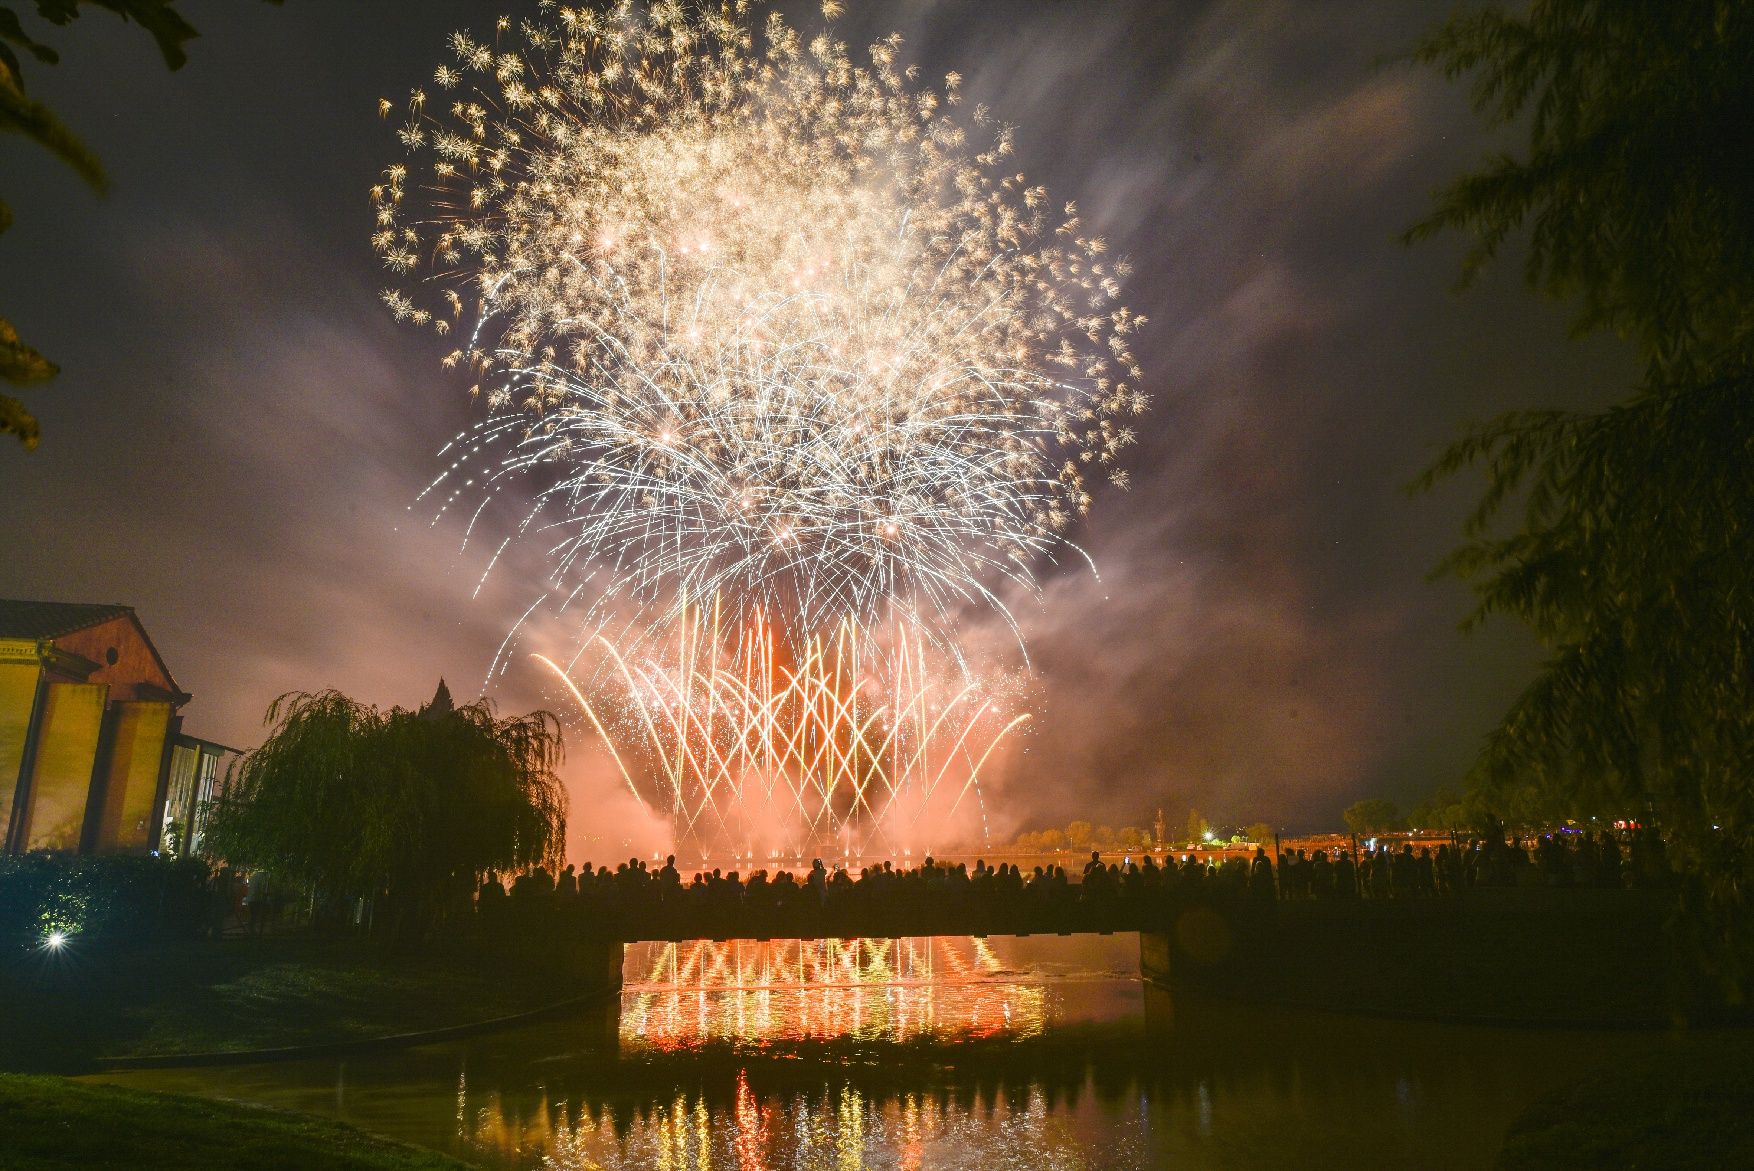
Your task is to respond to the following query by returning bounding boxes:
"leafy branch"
[1409,1,1754,1000]
[1,0,280,449]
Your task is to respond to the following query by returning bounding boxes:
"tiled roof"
[0,599,136,640]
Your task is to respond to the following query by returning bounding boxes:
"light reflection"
[732,1072,767,1171]
[448,936,1080,1167]
[468,1080,1102,1171]
[89,925,1685,1171]
[620,937,1047,1048]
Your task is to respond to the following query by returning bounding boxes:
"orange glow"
[621,937,1045,1049]
[539,604,1025,861]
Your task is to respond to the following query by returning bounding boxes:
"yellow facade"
[0,659,38,840]
[22,682,108,852]
[2,601,220,857]
[92,701,175,851]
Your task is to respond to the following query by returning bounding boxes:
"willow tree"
[203,685,565,940]
[1409,1,1754,995]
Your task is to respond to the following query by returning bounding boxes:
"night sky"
[0,1,1638,849]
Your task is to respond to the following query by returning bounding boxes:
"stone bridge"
[488,888,1678,1026]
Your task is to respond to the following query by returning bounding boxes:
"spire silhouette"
[421,677,455,719]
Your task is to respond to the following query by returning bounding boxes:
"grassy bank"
[0,935,583,1072]
[0,1075,470,1170]
[1496,1041,1754,1170]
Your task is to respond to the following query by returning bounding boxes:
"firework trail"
[536,603,1025,861]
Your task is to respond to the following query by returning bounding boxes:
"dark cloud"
[0,1,1638,846]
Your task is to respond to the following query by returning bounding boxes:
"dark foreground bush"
[0,854,210,951]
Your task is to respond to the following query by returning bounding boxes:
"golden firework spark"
[377,0,1145,648]
[538,601,1024,861]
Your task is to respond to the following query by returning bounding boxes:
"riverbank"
[0,935,588,1074]
[91,981,1754,1171]
[0,1075,471,1170]
[1497,1042,1754,1170]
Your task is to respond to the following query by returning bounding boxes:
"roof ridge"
[0,599,141,640]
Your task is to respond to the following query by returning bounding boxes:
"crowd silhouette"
[476,828,1669,941]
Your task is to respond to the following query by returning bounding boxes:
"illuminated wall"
[0,660,39,842]
[22,682,108,851]
[91,701,175,851]
[1,606,213,856]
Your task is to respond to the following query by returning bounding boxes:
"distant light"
[43,931,67,951]
[1201,831,1214,843]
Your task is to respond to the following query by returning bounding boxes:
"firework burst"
[377,0,1144,648]
[538,603,1026,862]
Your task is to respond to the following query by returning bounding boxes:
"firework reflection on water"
[621,936,1046,1048]
[492,1077,1137,1171]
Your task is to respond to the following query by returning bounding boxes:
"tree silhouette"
[1342,799,1402,837]
[202,687,566,942]
[1410,0,1754,993]
[1406,1,1754,363]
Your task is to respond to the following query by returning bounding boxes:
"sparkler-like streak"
[537,605,1024,862]
[376,0,1144,649]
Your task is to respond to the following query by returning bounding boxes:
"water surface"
[100,935,1701,1169]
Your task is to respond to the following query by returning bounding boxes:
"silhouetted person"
[1509,837,1537,887]
[1248,848,1275,900]
[1333,850,1357,897]
[1309,849,1333,899]
[1434,844,1456,894]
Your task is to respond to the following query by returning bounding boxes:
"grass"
[1496,1041,1754,1170]
[0,934,581,1072]
[0,1074,471,1170]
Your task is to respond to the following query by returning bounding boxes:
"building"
[0,600,237,856]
